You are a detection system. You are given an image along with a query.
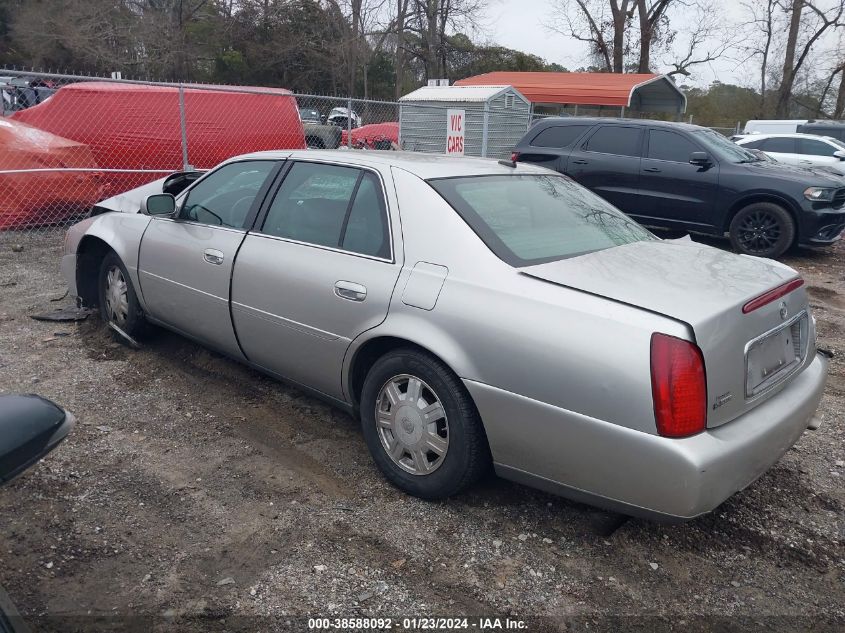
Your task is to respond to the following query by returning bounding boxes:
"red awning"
[454,72,686,112]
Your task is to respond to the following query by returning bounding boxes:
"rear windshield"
[428,174,654,266]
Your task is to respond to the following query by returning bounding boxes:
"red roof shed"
[455,72,686,113]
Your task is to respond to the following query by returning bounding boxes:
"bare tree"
[664,2,739,79]
[635,0,673,72]
[740,0,778,115]
[548,0,636,72]
[405,0,484,80]
[775,0,845,117]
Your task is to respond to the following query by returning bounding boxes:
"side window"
[798,138,837,157]
[584,126,642,157]
[341,173,390,258]
[530,125,590,148]
[760,137,796,153]
[181,160,275,228]
[647,129,700,162]
[740,138,765,150]
[261,162,390,258]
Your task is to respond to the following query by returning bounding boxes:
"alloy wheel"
[737,210,781,254]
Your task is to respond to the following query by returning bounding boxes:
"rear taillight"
[650,333,707,438]
[742,278,804,314]
[511,151,520,162]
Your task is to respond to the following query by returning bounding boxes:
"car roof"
[226,149,551,179]
[735,132,839,141]
[529,116,707,133]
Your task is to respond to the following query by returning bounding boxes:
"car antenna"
[498,158,517,168]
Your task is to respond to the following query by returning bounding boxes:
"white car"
[743,120,807,134]
[735,133,845,175]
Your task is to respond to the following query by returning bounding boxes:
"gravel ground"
[0,231,843,633]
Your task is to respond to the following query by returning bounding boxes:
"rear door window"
[646,129,700,163]
[583,126,642,157]
[798,138,837,157]
[760,137,796,153]
[261,162,390,258]
[530,125,591,148]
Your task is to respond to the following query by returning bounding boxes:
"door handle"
[203,249,224,265]
[643,167,661,173]
[572,159,589,165]
[334,281,367,302]
[799,160,813,164]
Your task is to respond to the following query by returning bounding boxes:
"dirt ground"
[0,231,843,633]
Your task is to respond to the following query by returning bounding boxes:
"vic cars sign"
[446,109,465,156]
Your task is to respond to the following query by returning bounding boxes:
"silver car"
[61,150,828,521]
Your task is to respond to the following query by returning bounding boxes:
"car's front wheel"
[728,202,795,258]
[359,348,490,499]
[98,251,147,338]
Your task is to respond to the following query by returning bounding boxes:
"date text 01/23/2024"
[307,617,528,630]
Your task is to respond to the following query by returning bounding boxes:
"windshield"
[692,128,760,163]
[429,174,655,266]
[829,137,845,151]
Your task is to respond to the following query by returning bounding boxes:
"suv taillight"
[511,151,520,162]
[650,333,707,438]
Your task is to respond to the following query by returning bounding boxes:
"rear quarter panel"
[352,167,689,442]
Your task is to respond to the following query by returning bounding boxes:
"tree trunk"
[637,0,651,73]
[611,1,626,72]
[835,66,845,118]
[394,0,408,100]
[758,1,773,116]
[775,0,803,118]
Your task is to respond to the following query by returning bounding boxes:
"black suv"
[513,117,845,258]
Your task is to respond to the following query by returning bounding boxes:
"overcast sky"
[484,0,747,87]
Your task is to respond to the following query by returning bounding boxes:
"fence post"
[347,96,353,149]
[481,102,490,158]
[178,84,189,171]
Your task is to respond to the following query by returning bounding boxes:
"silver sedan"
[61,150,828,521]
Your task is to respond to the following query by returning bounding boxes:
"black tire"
[97,251,148,338]
[728,202,795,258]
[360,348,490,499]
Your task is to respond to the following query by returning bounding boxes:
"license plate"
[745,312,808,398]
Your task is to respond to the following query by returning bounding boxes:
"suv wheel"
[728,202,795,258]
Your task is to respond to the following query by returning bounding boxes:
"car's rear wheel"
[729,202,795,258]
[98,252,147,338]
[359,348,490,499]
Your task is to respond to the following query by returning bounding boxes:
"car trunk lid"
[521,238,813,428]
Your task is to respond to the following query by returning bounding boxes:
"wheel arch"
[75,235,115,307]
[345,326,480,412]
[722,192,800,241]
[68,212,151,308]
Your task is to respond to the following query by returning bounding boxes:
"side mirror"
[689,151,711,166]
[0,395,74,485]
[834,150,845,161]
[144,193,176,216]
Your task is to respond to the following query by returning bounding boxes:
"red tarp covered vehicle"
[341,122,399,149]
[0,118,104,230]
[13,82,306,195]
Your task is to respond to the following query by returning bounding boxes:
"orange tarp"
[0,118,104,229]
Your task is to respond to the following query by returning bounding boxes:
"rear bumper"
[467,352,828,521]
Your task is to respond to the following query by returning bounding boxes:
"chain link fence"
[0,70,415,232]
[1,68,745,234]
